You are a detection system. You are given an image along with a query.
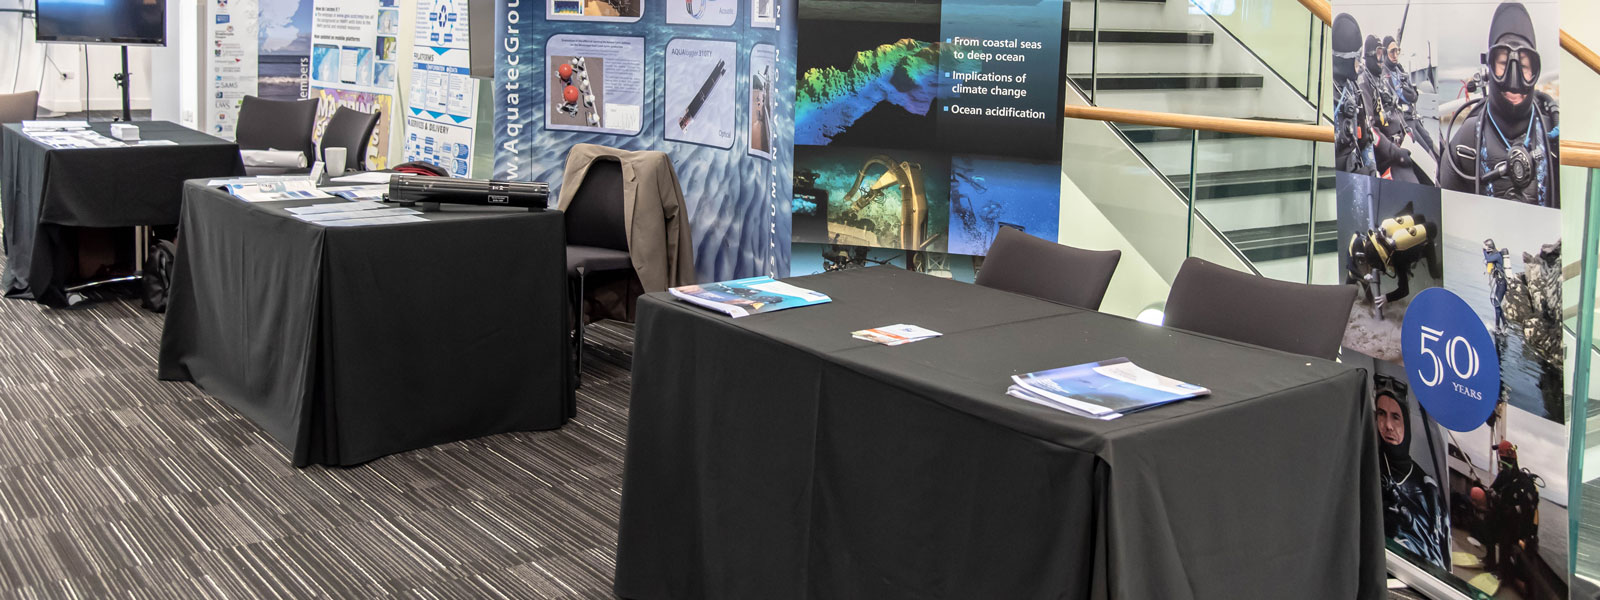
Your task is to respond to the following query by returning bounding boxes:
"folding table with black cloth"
[614,266,1385,600]
[1,121,244,306]
[158,182,573,467]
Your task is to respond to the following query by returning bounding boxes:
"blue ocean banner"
[788,0,1067,278]
[1331,0,1566,597]
[495,0,798,282]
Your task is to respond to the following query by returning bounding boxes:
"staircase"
[1065,0,1336,282]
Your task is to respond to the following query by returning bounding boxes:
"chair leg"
[574,268,586,389]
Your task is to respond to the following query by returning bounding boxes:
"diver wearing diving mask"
[1333,14,1412,179]
[1358,34,1417,183]
[1440,1,1560,206]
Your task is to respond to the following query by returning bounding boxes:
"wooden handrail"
[1063,104,1334,142]
[1061,103,1600,169]
[1295,0,1331,29]
[1563,31,1600,78]
[1567,141,1600,170]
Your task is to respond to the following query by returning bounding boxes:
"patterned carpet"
[0,252,1456,599]
[0,256,634,598]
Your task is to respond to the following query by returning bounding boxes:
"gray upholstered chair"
[235,95,319,172]
[975,226,1121,310]
[0,90,39,124]
[318,106,379,171]
[564,158,632,385]
[1163,257,1356,360]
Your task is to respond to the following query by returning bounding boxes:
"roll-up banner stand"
[494,0,798,283]
[786,0,1069,280]
[206,0,314,138]
[308,0,397,169]
[1331,1,1568,597]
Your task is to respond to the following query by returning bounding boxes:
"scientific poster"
[789,0,1066,275]
[668,0,737,26]
[547,0,644,22]
[405,0,477,173]
[496,1,796,282]
[664,39,737,148]
[1331,1,1566,597]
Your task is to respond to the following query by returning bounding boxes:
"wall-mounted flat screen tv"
[35,0,166,46]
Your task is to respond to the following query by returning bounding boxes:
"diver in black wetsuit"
[1381,36,1419,109]
[1374,374,1449,570]
[1439,1,1559,206]
[1333,15,1371,175]
[1359,34,1417,183]
[1483,238,1510,330]
[1346,203,1441,312]
[1334,14,1414,180]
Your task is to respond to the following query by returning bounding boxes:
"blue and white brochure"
[669,277,832,318]
[1008,358,1209,420]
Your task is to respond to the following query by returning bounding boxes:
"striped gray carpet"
[0,253,1449,599]
[0,255,633,598]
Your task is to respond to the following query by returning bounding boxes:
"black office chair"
[1163,257,1356,360]
[319,106,380,172]
[975,226,1121,310]
[235,95,319,168]
[0,90,39,124]
[564,158,633,385]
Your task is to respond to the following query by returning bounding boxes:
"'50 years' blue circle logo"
[1400,288,1500,432]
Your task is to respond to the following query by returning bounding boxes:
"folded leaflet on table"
[669,277,830,318]
[853,324,941,345]
[1008,357,1209,420]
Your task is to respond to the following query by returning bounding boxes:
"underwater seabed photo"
[948,156,1060,256]
[794,146,950,254]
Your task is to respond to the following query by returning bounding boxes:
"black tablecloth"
[614,266,1385,599]
[158,182,573,467]
[1,121,244,306]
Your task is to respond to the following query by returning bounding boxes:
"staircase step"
[1066,29,1213,45]
[1069,73,1264,91]
[1225,221,1339,263]
[1169,165,1335,198]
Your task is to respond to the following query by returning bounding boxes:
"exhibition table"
[1,121,244,306]
[157,182,573,467]
[613,267,1385,600]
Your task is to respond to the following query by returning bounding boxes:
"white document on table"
[297,207,421,222]
[328,171,393,184]
[322,215,428,227]
[21,119,88,129]
[285,200,386,215]
[227,179,331,203]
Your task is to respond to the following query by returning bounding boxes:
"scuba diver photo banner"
[493,0,798,282]
[1332,0,1565,597]
[788,0,1068,278]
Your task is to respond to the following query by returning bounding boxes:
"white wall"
[0,0,156,114]
[149,0,202,127]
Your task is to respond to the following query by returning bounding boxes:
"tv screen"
[35,0,166,46]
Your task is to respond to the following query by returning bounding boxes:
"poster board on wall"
[494,0,797,283]
[1331,1,1567,597]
